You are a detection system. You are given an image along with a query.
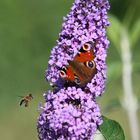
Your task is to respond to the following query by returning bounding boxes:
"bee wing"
[18,95,24,98]
[20,99,25,106]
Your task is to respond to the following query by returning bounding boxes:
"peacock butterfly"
[59,41,96,87]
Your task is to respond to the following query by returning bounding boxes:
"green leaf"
[107,15,121,50]
[98,116,125,140]
[130,19,140,48]
[123,5,135,28]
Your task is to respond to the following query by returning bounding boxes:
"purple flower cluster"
[37,0,110,139]
[46,0,110,97]
[38,87,102,140]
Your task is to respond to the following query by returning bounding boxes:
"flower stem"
[120,27,140,140]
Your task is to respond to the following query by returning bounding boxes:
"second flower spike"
[38,87,102,140]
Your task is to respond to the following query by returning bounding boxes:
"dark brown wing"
[69,60,96,87]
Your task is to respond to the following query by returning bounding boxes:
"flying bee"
[19,93,33,107]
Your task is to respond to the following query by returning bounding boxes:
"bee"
[19,93,33,107]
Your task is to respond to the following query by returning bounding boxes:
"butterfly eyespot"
[74,76,81,85]
[82,43,91,51]
[60,70,67,78]
[62,66,67,71]
[86,60,95,68]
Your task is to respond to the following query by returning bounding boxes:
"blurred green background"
[0,0,139,140]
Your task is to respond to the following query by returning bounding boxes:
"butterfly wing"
[60,41,96,87]
[74,50,95,62]
[68,59,96,86]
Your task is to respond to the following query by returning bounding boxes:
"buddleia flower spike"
[46,0,110,97]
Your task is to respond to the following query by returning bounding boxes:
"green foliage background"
[0,0,139,140]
